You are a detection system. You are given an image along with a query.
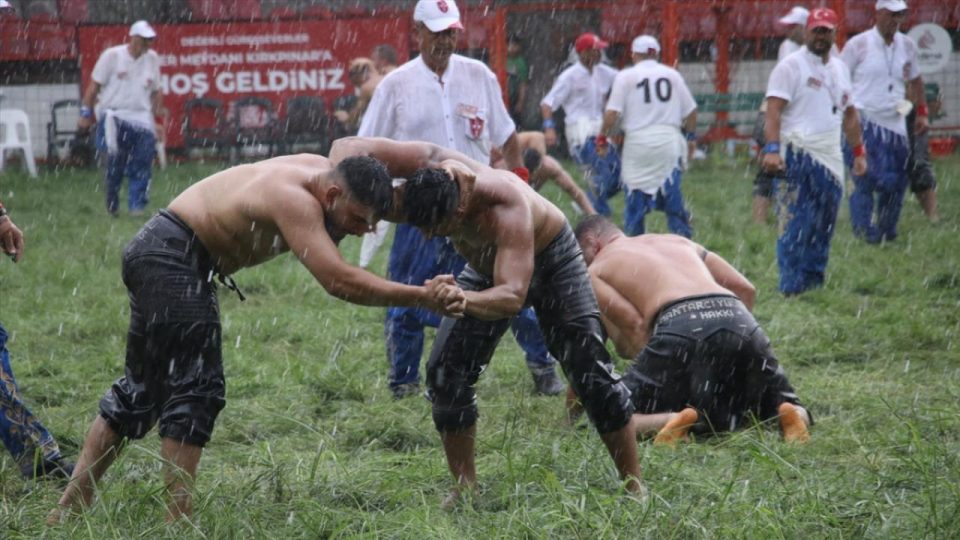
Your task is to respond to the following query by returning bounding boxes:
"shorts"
[624,294,806,434]
[99,210,226,447]
[426,225,633,434]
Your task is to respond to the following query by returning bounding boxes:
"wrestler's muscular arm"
[461,201,535,321]
[270,184,460,315]
[588,265,647,358]
[540,156,596,215]
[330,137,489,176]
[698,243,757,311]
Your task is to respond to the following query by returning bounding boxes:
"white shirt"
[766,47,853,182]
[778,39,802,62]
[541,61,618,124]
[606,59,696,133]
[91,44,160,130]
[841,27,919,135]
[358,54,514,163]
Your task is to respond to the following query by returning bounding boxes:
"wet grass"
[1,152,959,538]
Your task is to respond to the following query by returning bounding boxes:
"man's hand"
[762,152,784,174]
[425,275,466,318]
[77,116,94,133]
[914,114,930,136]
[0,216,25,263]
[544,127,558,147]
[852,155,867,176]
[439,159,476,216]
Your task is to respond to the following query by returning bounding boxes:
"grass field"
[1,151,958,538]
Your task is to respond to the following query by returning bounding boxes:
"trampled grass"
[1,152,958,538]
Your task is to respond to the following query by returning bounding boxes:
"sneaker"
[21,457,75,480]
[530,365,565,396]
[391,382,421,400]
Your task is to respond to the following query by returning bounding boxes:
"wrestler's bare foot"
[45,505,72,526]
[653,408,698,447]
[440,485,477,511]
[779,403,810,443]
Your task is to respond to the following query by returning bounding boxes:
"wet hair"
[574,214,617,242]
[372,44,398,66]
[403,168,460,227]
[522,148,543,173]
[334,156,393,218]
[508,33,523,47]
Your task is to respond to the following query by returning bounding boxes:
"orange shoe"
[779,402,810,443]
[654,408,698,447]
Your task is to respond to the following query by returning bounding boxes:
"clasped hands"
[425,275,467,318]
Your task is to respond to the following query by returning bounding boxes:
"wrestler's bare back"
[168,154,332,275]
[447,168,566,276]
[590,235,733,328]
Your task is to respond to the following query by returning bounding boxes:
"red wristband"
[595,134,608,147]
[916,104,929,117]
[852,144,866,158]
[511,166,530,183]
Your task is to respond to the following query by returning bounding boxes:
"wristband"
[763,142,780,154]
[684,131,697,142]
[595,134,608,147]
[511,166,530,183]
[79,106,93,119]
[916,104,929,117]
[852,144,866,158]
[542,118,556,130]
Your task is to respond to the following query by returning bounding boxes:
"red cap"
[575,33,608,53]
[806,8,838,30]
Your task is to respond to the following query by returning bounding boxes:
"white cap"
[0,1,13,10]
[631,35,661,55]
[413,0,463,33]
[129,20,156,39]
[876,0,908,12]
[778,6,809,26]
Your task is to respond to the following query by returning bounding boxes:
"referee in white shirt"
[840,0,929,244]
[763,8,867,295]
[540,32,619,215]
[358,0,564,399]
[78,21,163,217]
[598,35,696,238]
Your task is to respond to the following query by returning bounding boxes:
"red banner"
[78,19,410,148]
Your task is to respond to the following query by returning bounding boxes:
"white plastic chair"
[0,108,38,177]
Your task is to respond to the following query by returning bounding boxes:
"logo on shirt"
[806,76,822,89]
[455,103,479,118]
[469,117,484,139]
[437,0,449,13]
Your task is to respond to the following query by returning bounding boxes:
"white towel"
[621,124,686,195]
[101,108,154,154]
[781,128,844,186]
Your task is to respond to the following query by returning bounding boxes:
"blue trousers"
[848,120,909,243]
[97,117,156,214]
[0,322,62,467]
[386,224,554,390]
[578,137,623,217]
[623,166,693,238]
[774,147,843,295]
